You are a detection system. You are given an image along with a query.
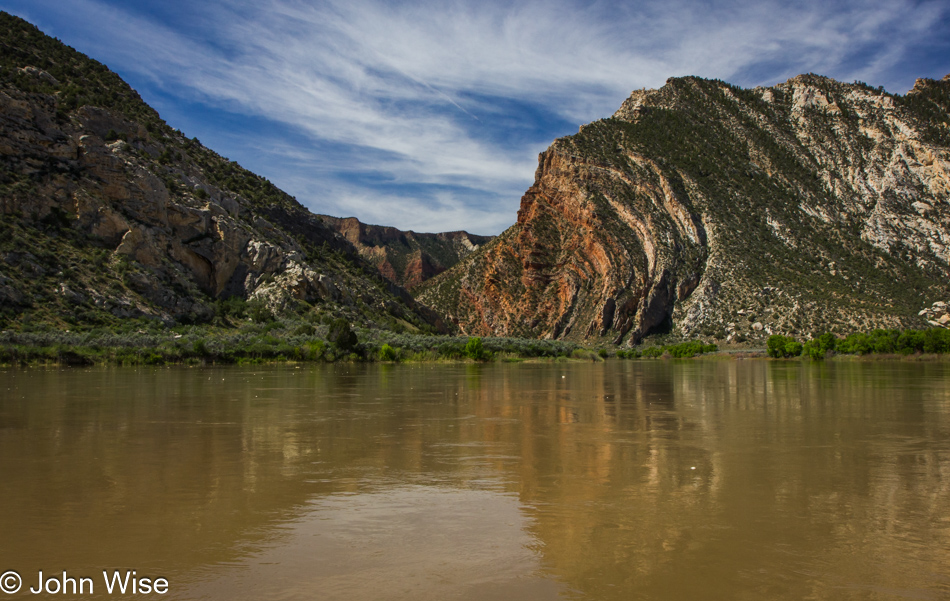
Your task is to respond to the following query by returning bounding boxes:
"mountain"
[0,12,443,332]
[319,215,492,290]
[418,73,950,344]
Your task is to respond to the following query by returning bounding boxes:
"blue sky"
[3,0,949,234]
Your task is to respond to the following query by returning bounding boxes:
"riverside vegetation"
[4,306,949,366]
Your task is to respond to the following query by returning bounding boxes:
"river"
[1,360,948,600]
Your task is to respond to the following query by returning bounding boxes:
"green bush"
[327,318,358,352]
[816,332,837,354]
[830,328,950,356]
[294,323,315,336]
[868,329,898,354]
[838,332,870,355]
[923,328,950,354]
[379,343,397,361]
[571,348,601,361]
[802,335,836,359]
[665,341,718,358]
[896,330,924,354]
[465,337,487,361]
[784,340,803,357]
[192,339,209,357]
[767,335,803,358]
[248,300,273,324]
[303,340,325,361]
[767,335,790,358]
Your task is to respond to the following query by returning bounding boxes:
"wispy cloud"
[3,0,948,233]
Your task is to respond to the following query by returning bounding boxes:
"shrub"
[767,335,790,358]
[215,296,247,320]
[816,332,837,354]
[784,340,803,357]
[248,300,273,324]
[379,343,397,361]
[922,328,950,354]
[802,338,824,359]
[465,336,487,361]
[665,341,718,358]
[303,340,325,361]
[294,323,315,336]
[327,318,358,352]
[868,329,898,354]
[192,339,209,357]
[838,333,870,355]
[571,348,601,361]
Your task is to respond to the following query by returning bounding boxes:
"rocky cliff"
[0,13,440,331]
[418,74,950,344]
[319,215,492,290]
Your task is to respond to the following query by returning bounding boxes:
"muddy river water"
[1,360,948,600]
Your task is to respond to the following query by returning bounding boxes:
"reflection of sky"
[3,0,950,234]
[182,487,563,601]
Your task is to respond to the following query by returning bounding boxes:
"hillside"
[319,215,492,290]
[0,12,442,332]
[418,74,950,344]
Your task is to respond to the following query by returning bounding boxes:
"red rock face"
[319,215,491,290]
[421,74,950,344]
[421,144,707,343]
[403,252,441,289]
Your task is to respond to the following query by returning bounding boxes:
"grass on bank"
[2,311,948,367]
[0,314,584,366]
[767,328,950,360]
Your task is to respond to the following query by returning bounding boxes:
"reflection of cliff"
[496,362,950,600]
[1,362,948,599]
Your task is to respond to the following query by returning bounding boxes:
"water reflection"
[0,361,948,600]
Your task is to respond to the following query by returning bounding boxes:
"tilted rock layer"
[0,13,439,330]
[318,215,492,290]
[419,74,950,344]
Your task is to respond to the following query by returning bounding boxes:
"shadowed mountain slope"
[0,12,442,332]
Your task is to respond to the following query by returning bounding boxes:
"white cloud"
[6,0,948,233]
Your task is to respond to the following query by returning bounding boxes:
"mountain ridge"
[418,72,950,344]
[4,10,949,346]
[0,11,449,332]
[318,214,493,290]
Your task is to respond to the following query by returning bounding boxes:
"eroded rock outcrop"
[319,215,492,290]
[419,74,950,344]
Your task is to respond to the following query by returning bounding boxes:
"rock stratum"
[318,215,492,290]
[419,74,950,344]
[0,13,449,331]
